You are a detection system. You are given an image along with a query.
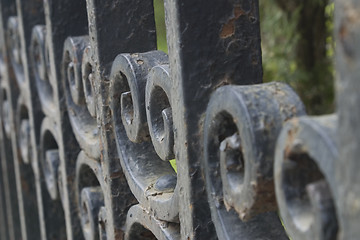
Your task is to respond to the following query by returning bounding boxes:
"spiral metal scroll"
[30,25,56,116]
[82,46,97,118]
[109,51,179,223]
[7,16,24,85]
[16,95,31,165]
[62,36,100,160]
[125,204,181,240]
[76,151,106,240]
[146,64,175,161]
[1,85,11,138]
[40,117,60,200]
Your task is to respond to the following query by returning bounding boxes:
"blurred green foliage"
[260,1,335,114]
[154,0,168,53]
[170,159,177,173]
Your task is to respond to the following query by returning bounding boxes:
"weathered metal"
[0,0,357,239]
[335,0,360,239]
[146,64,174,161]
[203,82,304,239]
[275,115,339,240]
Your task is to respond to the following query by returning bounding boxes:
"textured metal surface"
[275,115,338,240]
[0,0,357,239]
[164,0,262,238]
[203,82,305,240]
[335,0,360,239]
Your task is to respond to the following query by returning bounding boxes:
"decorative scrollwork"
[0,0,350,239]
[63,36,88,105]
[203,82,305,239]
[81,46,96,118]
[109,51,179,222]
[125,204,181,240]
[1,86,11,138]
[111,51,168,143]
[80,186,104,240]
[16,95,31,165]
[30,25,56,116]
[76,151,105,240]
[146,64,174,161]
[62,36,100,159]
[274,114,339,240]
[40,117,60,200]
[7,16,24,84]
[98,206,107,240]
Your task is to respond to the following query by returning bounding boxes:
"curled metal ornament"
[16,96,31,165]
[76,151,105,240]
[1,87,12,139]
[98,206,107,240]
[274,114,339,240]
[146,64,174,161]
[125,204,180,240]
[40,117,60,200]
[110,51,168,143]
[44,34,52,82]
[80,187,105,240]
[110,51,179,222]
[81,46,96,118]
[62,36,100,159]
[30,25,56,116]
[63,37,87,105]
[7,16,24,85]
[57,162,65,207]
[203,82,304,239]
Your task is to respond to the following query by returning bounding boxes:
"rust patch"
[284,120,299,159]
[220,6,245,38]
[339,23,348,41]
[235,179,277,222]
[114,228,124,240]
[284,129,295,159]
[110,170,123,179]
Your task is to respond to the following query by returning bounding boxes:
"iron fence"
[0,0,357,239]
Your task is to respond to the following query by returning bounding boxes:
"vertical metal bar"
[0,1,22,239]
[7,0,46,239]
[0,107,10,240]
[0,100,20,240]
[0,172,8,240]
[164,0,262,238]
[86,0,157,238]
[86,0,157,67]
[335,0,360,238]
[42,0,89,239]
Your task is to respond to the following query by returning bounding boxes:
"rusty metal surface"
[0,0,357,240]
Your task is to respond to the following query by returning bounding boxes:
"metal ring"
[40,117,60,200]
[76,151,105,240]
[203,83,304,239]
[7,16,24,85]
[275,114,339,240]
[30,25,56,116]
[62,36,100,160]
[146,64,174,161]
[125,204,180,240]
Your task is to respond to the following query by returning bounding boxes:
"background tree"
[260,0,335,114]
